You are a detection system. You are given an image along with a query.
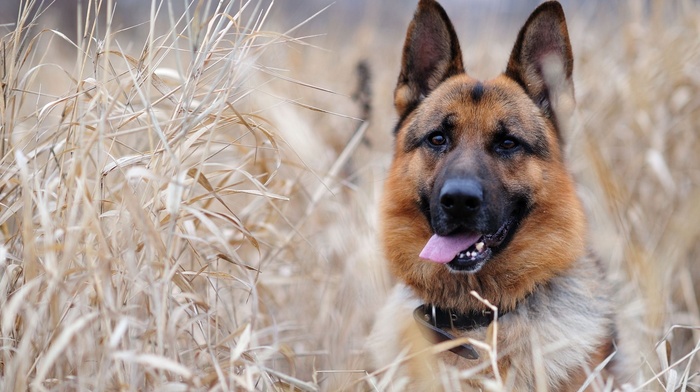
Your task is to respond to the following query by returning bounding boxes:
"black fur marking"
[394,101,420,136]
[533,88,552,120]
[488,195,531,257]
[471,82,485,102]
[529,124,552,159]
[494,121,551,160]
[418,192,432,225]
[403,114,456,153]
[403,125,424,153]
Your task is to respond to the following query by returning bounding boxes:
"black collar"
[413,304,506,360]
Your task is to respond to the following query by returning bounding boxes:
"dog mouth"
[419,217,516,273]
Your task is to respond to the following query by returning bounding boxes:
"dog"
[369,1,633,390]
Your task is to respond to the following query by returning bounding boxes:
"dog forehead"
[414,75,542,133]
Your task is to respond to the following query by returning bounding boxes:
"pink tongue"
[419,233,481,263]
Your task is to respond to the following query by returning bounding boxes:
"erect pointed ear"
[505,1,574,124]
[395,0,464,121]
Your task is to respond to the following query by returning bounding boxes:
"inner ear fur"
[505,1,574,123]
[395,0,464,121]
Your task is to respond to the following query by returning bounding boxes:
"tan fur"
[370,1,631,390]
[382,75,586,315]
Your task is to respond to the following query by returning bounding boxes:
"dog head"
[381,0,586,312]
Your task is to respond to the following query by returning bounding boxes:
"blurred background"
[1,0,699,390]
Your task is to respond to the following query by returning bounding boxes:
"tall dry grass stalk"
[1,0,699,391]
[568,3,700,389]
[0,0,361,390]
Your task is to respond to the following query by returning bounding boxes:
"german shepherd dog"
[370,0,632,390]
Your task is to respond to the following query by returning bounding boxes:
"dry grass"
[0,0,699,390]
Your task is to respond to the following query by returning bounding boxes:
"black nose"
[439,179,483,218]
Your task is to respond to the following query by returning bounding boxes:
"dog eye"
[495,138,520,152]
[426,131,448,147]
[500,139,517,149]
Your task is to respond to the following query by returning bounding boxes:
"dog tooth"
[475,242,484,252]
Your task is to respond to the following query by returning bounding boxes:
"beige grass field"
[1,0,699,390]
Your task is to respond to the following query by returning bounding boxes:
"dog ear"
[505,1,574,123]
[395,0,464,120]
